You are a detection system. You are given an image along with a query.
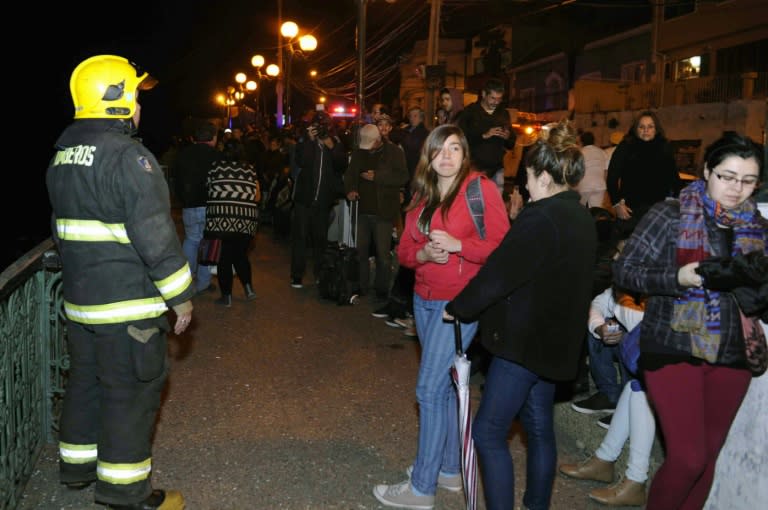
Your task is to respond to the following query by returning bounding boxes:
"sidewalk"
[16,226,631,510]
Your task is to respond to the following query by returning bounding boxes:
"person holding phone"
[458,78,516,193]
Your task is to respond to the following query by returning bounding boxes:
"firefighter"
[46,54,193,509]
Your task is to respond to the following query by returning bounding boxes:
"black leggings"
[216,236,253,295]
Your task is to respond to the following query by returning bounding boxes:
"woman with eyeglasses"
[613,131,766,509]
[607,110,680,232]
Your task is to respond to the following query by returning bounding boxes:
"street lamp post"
[215,92,236,129]
[277,20,317,127]
[216,54,279,130]
[220,56,280,130]
[250,54,280,124]
[355,1,398,139]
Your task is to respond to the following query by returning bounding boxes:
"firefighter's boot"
[105,489,185,509]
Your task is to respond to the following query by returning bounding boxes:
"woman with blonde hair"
[373,124,509,509]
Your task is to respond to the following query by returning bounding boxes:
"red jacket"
[398,173,509,301]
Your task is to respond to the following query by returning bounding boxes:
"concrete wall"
[536,100,766,159]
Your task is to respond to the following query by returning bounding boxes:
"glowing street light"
[276,20,318,127]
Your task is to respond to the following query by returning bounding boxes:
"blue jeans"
[587,332,628,404]
[411,294,477,496]
[473,357,556,510]
[182,207,211,292]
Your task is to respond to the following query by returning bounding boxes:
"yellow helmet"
[70,55,157,119]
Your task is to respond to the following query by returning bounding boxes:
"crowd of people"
[47,54,766,510]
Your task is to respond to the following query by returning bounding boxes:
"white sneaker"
[394,317,415,329]
[406,465,462,492]
[373,480,434,509]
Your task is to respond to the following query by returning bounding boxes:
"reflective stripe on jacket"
[47,119,194,325]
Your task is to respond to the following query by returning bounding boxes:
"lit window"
[676,56,701,80]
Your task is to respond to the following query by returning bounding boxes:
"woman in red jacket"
[373,124,509,509]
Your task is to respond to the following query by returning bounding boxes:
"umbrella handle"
[453,318,463,355]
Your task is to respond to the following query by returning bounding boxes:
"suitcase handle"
[344,199,358,248]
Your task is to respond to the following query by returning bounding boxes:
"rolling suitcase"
[318,200,360,305]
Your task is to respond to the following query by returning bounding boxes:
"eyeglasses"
[711,171,760,187]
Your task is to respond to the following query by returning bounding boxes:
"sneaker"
[597,414,612,430]
[372,480,434,509]
[394,317,415,329]
[290,278,303,289]
[571,392,616,414]
[372,304,392,319]
[385,317,404,328]
[403,325,418,338]
[405,465,461,492]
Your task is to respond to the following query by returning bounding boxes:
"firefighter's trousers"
[59,317,169,506]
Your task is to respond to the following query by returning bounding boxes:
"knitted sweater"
[205,159,260,238]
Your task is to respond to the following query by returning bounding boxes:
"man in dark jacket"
[345,124,409,299]
[173,121,218,293]
[458,78,516,193]
[290,111,347,288]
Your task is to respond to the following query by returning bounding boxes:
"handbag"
[739,310,767,375]
[197,238,222,266]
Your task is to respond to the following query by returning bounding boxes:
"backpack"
[465,176,486,240]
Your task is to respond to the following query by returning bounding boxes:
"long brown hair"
[407,125,472,233]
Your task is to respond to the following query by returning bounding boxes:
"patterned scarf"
[672,179,765,362]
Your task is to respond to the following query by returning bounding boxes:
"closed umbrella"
[451,319,477,510]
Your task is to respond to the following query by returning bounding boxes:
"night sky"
[10,0,360,269]
[6,0,650,271]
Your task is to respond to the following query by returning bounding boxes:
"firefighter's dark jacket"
[47,119,194,325]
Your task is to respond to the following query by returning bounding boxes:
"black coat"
[447,190,597,381]
[293,137,346,209]
[173,143,219,208]
[606,136,679,211]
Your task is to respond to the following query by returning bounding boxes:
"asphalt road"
[16,225,621,510]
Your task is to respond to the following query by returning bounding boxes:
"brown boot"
[559,455,614,483]
[589,478,646,506]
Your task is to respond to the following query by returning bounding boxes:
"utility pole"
[356,0,367,138]
[425,0,442,129]
[276,0,284,127]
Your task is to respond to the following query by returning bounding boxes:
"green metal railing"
[0,239,66,510]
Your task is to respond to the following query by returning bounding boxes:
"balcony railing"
[0,239,66,510]
[509,72,767,114]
